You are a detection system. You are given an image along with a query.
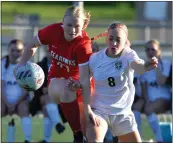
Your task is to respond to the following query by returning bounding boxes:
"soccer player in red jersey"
[14,6,92,142]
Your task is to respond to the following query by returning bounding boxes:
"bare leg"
[118,130,141,142]
[86,115,108,142]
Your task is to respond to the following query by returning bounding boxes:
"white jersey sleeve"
[127,50,145,69]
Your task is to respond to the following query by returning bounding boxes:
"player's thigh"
[86,109,108,142]
[48,78,76,103]
[48,78,64,103]
[112,111,141,142]
[1,100,7,117]
[17,99,30,117]
[144,98,170,115]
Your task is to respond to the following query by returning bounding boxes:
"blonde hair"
[108,22,128,37]
[145,39,160,48]
[63,6,91,29]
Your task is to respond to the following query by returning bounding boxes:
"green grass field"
[2,115,157,142]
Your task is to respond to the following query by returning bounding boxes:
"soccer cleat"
[24,140,30,143]
[39,140,47,143]
[73,131,85,143]
[55,123,65,134]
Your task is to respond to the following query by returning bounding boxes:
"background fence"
[2,22,172,63]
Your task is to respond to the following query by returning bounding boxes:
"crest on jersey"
[115,61,122,70]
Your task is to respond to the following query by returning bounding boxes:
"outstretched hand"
[144,57,158,71]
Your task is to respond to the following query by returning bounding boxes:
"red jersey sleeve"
[76,40,92,66]
[37,23,61,45]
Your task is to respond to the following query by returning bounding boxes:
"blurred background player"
[29,48,66,143]
[139,39,172,142]
[1,39,32,143]
[14,6,92,142]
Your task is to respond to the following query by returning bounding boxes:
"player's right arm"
[18,36,41,65]
[14,24,55,75]
[19,24,55,65]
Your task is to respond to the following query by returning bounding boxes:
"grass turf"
[2,115,155,142]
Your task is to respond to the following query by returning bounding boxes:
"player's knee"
[49,78,77,103]
[48,78,65,103]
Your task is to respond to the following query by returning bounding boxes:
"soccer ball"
[15,62,45,91]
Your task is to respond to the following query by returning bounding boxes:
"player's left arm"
[129,51,158,74]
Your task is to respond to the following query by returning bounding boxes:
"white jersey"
[1,58,23,104]
[89,47,144,115]
[140,59,171,101]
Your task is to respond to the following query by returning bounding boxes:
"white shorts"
[92,108,138,137]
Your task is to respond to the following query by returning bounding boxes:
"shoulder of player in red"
[37,22,63,45]
[74,31,91,47]
[38,22,91,46]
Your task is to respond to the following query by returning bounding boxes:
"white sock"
[21,117,32,142]
[147,113,163,142]
[46,103,60,126]
[7,124,15,142]
[44,117,53,142]
[133,111,142,135]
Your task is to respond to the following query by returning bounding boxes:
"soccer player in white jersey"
[1,40,32,143]
[140,40,171,143]
[67,22,159,142]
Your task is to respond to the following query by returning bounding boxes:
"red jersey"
[37,23,92,82]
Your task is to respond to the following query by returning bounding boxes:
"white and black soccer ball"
[15,62,45,91]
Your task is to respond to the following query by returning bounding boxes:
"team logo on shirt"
[115,61,122,70]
